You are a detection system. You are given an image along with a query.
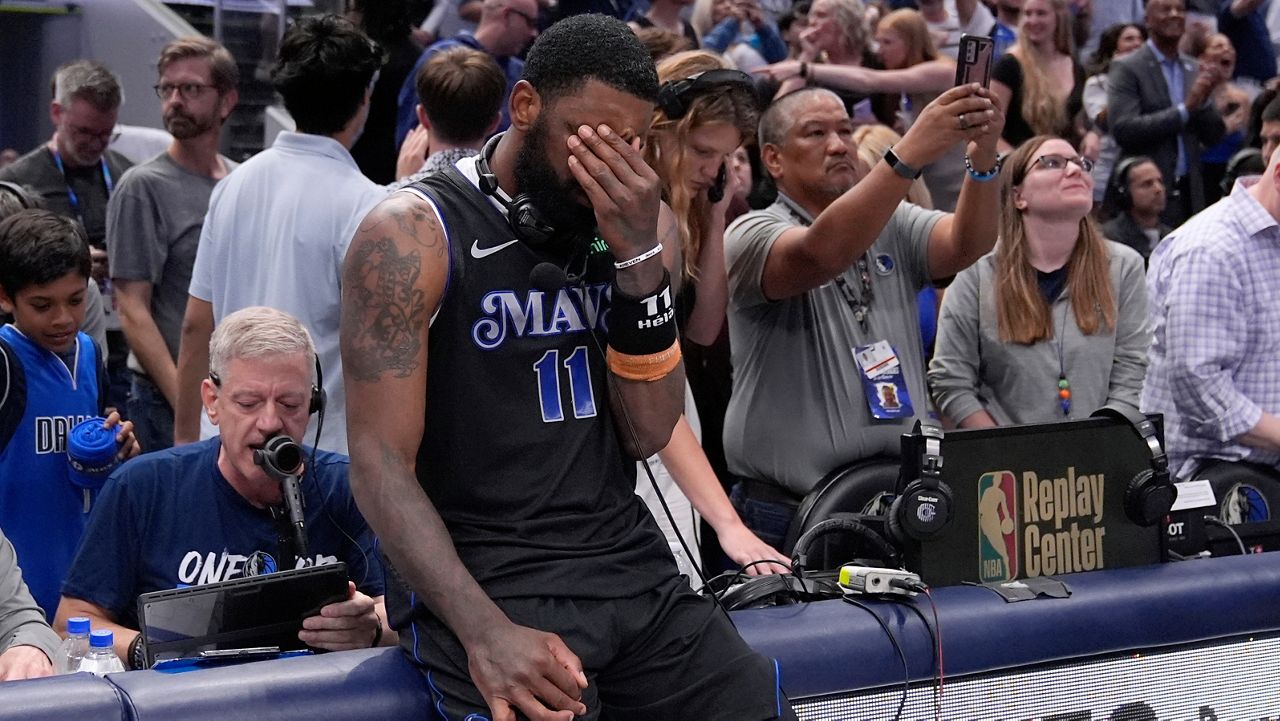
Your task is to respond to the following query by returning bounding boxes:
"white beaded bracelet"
[614,243,664,269]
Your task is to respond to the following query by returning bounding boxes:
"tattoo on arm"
[344,235,430,382]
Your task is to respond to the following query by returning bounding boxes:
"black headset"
[887,422,954,543]
[1222,147,1265,195]
[656,68,757,119]
[474,133,563,249]
[210,354,325,417]
[0,181,39,211]
[792,513,902,573]
[713,572,840,611]
[710,514,898,610]
[1110,155,1153,211]
[1091,406,1176,527]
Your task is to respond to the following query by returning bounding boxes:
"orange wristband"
[607,341,682,382]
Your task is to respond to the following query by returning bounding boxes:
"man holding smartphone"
[722,83,1004,549]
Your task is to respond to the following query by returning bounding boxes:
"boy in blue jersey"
[0,209,138,620]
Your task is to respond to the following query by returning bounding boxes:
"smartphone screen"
[954,35,995,88]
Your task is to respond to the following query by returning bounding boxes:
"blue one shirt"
[61,438,384,628]
[0,325,102,620]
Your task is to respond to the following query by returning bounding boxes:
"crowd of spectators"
[0,0,1278,710]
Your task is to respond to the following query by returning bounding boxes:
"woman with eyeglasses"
[990,0,1086,152]
[928,135,1151,428]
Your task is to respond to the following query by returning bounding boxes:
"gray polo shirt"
[723,193,942,495]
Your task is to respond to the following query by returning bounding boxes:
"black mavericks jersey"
[402,164,676,600]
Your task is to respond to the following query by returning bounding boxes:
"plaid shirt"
[1142,178,1280,478]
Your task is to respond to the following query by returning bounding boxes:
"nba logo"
[978,471,1018,582]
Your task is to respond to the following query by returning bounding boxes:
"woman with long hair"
[638,50,788,577]
[990,0,1086,152]
[1082,22,1147,203]
[928,135,1151,427]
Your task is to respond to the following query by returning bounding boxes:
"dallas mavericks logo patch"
[1220,483,1271,525]
[874,253,895,275]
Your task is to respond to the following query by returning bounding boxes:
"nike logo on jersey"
[470,239,520,258]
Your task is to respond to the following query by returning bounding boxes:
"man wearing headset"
[56,307,392,671]
[1102,156,1171,262]
[343,15,793,721]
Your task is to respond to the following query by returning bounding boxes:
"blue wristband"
[965,153,1003,182]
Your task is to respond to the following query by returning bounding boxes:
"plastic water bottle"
[54,617,92,674]
[77,629,125,676]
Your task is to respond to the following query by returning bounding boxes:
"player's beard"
[514,113,598,237]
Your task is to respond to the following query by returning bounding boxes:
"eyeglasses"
[1032,153,1094,173]
[67,124,115,143]
[154,83,216,100]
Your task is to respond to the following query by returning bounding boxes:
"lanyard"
[778,192,874,332]
[50,149,114,221]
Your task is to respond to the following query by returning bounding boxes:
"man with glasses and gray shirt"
[108,38,239,453]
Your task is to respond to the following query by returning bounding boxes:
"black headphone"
[706,515,899,610]
[1222,147,1265,195]
[887,422,954,542]
[474,133,562,248]
[713,572,841,611]
[308,355,326,417]
[656,68,757,119]
[0,181,39,210]
[791,513,902,573]
[1091,406,1176,527]
[1110,155,1152,211]
[210,354,325,416]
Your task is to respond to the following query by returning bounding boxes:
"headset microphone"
[253,432,309,563]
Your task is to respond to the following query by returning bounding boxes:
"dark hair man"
[722,84,1002,548]
[343,14,795,721]
[174,15,387,454]
[108,37,240,454]
[1102,156,1171,262]
[394,46,506,183]
[1257,93,1280,165]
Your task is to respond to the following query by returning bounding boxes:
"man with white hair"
[56,306,393,671]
